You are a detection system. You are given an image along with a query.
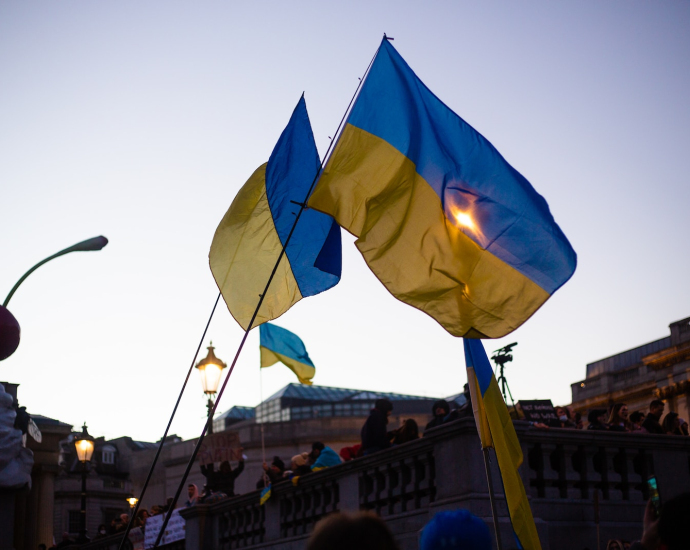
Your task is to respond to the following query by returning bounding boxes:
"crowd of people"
[192,394,690,505]
[302,491,689,550]
[528,399,689,435]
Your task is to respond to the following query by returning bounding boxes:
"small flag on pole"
[309,38,576,338]
[210,96,342,331]
[260,323,315,385]
[259,483,271,505]
[464,338,542,550]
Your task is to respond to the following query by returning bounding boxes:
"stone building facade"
[570,316,690,420]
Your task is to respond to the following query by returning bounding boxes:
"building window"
[68,510,81,534]
[103,479,125,489]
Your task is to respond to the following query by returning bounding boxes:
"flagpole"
[482,447,504,550]
[259,365,268,487]
[466,362,504,550]
[116,293,222,550]
[151,40,385,548]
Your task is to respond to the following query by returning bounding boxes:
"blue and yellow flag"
[210,97,342,330]
[309,39,576,338]
[464,338,541,550]
[259,323,315,385]
[259,483,271,505]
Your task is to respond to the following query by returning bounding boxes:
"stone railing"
[72,531,185,550]
[176,418,690,550]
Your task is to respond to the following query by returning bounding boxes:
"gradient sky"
[1,1,688,443]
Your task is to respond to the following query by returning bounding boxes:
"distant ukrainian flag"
[260,323,315,385]
[210,96,342,331]
[309,38,576,338]
[465,338,541,550]
[259,483,271,505]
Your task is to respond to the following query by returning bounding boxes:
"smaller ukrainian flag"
[260,483,271,505]
[260,323,315,385]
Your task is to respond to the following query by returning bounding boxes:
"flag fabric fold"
[464,338,541,550]
[309,38,576,338]
[259,323,315,385]
[210,96,342,330]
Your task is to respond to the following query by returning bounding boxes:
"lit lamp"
[74,423,95,544]
[194,342,227,434]
[127,496,138,512]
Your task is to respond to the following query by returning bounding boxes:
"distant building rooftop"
[215,383,456,425]
[586,337,671,378]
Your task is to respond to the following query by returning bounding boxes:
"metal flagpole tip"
[0,306,20,361]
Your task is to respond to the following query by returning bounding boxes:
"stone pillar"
[36,465,58,547]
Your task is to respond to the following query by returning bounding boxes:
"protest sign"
[144,510,185,548]
[196,431,242,465]
[518,400,559,424]
[128,526,144,550]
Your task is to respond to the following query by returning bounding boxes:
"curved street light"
[0,236,108,361]
[3,235,108,308]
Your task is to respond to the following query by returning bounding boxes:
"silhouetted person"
[661,411,683,435]
[390,419,419,445]
[587,409,608,431]
[310,441,342,470]
[641,400,665,434]
[608,403,630,432]
[306,512,398,550]
[55,533,74,548]
[215,458,245,496]
[256,456,285,489]
[361,399,393,455]
[630,492,690,550]
[425,399,450,430]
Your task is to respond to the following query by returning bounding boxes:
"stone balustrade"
[179,418,690,550]
[78,418,690,550]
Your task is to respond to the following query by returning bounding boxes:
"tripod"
[495,362,516,409]
[491,343,517,410]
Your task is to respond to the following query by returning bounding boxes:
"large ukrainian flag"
[465,338,541,550]
[309,39,576,338]
[210,97,342,330]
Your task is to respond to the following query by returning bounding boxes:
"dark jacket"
[202,460,245,496]
[641,414,664,435]
[255,466,283,489]
[361,408,390,454]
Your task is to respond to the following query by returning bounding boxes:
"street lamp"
[194,342,227,434]
[3,236,108,308]
[126,496,138,509]
[0,235,108,361]
[74,423,95,544]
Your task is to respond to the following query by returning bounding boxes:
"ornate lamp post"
[194,342,227,434]
[74,423,95,544]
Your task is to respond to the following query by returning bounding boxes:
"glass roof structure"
[264,383,435,403]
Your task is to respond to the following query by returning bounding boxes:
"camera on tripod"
[491,342,517,368]
[491,342,518,407]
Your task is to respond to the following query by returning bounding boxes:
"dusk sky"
[1,1,688,443]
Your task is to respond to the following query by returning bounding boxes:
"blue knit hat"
[420,510,491,550]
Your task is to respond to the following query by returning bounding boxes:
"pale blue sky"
[1,1,688,442]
